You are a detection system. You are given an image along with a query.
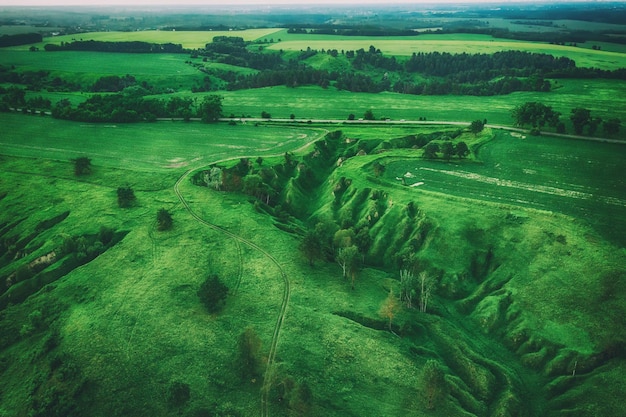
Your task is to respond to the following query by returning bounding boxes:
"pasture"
[382,129,626,246]
[0,112,325,171]
[269,36,626,70]
[218,81,626,128]
[8,28,284,51]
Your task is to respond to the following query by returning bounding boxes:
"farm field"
[382,129,626,247]
[269,36,626,70]
[218,81,626,127]
[8,28,284,51]
[0,112,325,170]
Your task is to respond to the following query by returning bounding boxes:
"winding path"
[172,130,326,416]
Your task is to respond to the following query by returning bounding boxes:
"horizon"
[0,0,614,6]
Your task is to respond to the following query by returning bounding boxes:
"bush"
[117,186,136,208]
[156,208,173,231]
[197,274,229,314]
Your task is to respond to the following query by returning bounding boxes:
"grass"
[268,34,626,70]
[7,28,284,51]
[382,128,626,247]
[218,82,626,129]
[0,112,326,171]
[1,116,624,416]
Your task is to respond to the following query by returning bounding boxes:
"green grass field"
[217,81,626,129]
[6,28,284,51]
[268,33,626,70]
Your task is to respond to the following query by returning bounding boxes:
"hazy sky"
[0,0,600,5]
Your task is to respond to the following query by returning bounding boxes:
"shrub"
[117,186,136,208]
[156,208,173,231]
[197,274,229,314]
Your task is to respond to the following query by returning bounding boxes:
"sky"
[0,0,603,5]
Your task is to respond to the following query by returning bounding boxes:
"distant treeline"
[44,40,185,53]
[221,45,626,96]
[0,33,42,47]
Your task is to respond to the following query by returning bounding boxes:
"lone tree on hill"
[379,288,400,333]
[300,230,322,267]
[156,208,173,231]
[117,186,136,208]
[421,360,447,410]
[469,119,485,134]
[198,94,223,123]
[197,274,229,314]
[236,327,264,381]
[72,156,92,176]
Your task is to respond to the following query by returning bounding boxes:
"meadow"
[269,32,626,70]
[8,28,284,51]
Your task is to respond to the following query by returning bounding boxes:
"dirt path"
[172,131,326,416]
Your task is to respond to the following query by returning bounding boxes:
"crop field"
[268,34,626,70]
[0,112,326,170]
[218,81,626,127]
[8,28,284,51]
[382,129,626,246]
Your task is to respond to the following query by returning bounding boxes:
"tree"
[71,156,91,176]
[347,113,355,121]
[455,141,469,158]
[570,107,591,135]
[337,245,360,289]
[363,109,375,120]
[197,274,229,314]
[469,119,485,134]
[198,95,223,123]
[421,360,446,410]
[261,110,272,119]
[423,143,439,159]
[379,289,400,333]
[441,141,454,161]
[300,230,322,266]
[418,271,435,313]
[117,186,136,208]
[400,268,416,308]
[237,327,264,381]
[512,102,560,129]
[156,208,173,231]
[603,118,621,136]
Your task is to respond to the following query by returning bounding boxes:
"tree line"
[511,101,621,136]
[51,94,222,123]
[0,33,42,47]
[43,40,184,53]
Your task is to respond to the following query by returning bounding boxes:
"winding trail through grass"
[174,167,289,416]
[173,130,326,416]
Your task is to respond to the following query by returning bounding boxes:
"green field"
[0,112,325,170]
[268,34,626,70]
[217,81,626,128]
[7,28,284,50]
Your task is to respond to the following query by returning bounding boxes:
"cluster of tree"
[392,75,551,96]
[0,66,82,92]
[423,141,470,160]
[570,107,620,136]
[0,33,42,47]
[51,93,220,123]
[404,50,574,82]
[512,101,621,136]
[43,40,184,53]
[91,74,142,93]
[198,36,283,71]
[227,64,334,90]
[289,26,417,37]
